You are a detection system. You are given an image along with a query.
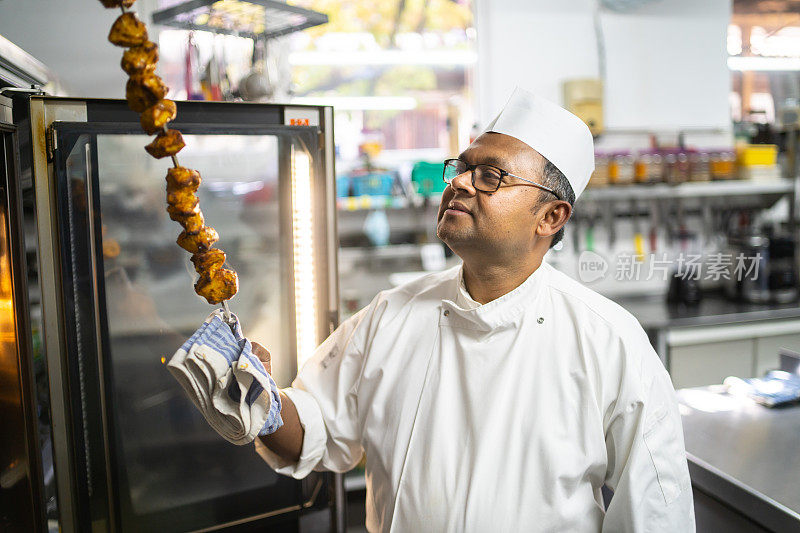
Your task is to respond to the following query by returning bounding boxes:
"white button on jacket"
[256,261,695,532]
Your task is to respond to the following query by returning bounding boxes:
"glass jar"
[612,151,635,185]
[664,152,678,184]
[589,152,609,187]
[650,152,664,183]
[676,152,690,183]
[607,152,620,185]
[711,150,736,180]
[634,151,664,184]
[634,153,651,184]
[690,151,711,182]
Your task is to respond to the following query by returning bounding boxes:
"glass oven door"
[1,107,45,533]
[49,118,331,532]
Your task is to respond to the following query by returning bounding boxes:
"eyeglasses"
[442,158,559,199]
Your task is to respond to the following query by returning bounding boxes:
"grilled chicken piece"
[145,129,185,158]
[103,238,121,259]
[166,188,198,212]
[99,0,136,7]
[190,248,226,275]
[166,200,199,222]
[108,13,148,47]
[126,72,168,113]
[176,226,219,254]
[166,167,201,191]
[194,268,239,304]
[141,99,177,135]
[121,41,158,75]
[179,210,205,234]
[166,202,204,233]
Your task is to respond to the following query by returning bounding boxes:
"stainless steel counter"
[678,387,800,532]
[616,293,800,331]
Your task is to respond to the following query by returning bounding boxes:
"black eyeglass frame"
[442,158,560,200]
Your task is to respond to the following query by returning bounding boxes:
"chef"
[254,87,695,532]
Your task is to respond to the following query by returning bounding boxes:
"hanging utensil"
[649,200,658,253]
[631,199,645,261]
[185,32,204,100]
[606,200,616,248]
[239,37,271,101]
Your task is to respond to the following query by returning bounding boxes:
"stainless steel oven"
[0,92,46,533]
[24,96,340,532]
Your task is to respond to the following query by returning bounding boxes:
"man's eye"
[478,166,502,180]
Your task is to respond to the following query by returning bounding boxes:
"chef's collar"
[456,269,481,310]
[443,261,550,331]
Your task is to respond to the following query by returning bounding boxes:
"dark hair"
[538,159,575,248]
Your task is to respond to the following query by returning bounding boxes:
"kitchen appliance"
[724,228,798,304]
[13,95,341,532]
[0,93,46,533]
[667,229,702,306]
[562,78,603,137]
[724,231,771,304]
[667,271,703,306]
[766,233,798,303]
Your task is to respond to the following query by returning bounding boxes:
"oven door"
[0,100,46,533]
[47,116,332,532]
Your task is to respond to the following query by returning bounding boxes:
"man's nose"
[449,169,476,195]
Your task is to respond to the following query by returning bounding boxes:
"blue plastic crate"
[351,172,394,197]
[336,175,351,197]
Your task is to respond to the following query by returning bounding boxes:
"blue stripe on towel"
[180,310,283,436]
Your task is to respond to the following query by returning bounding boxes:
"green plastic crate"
[411,161,447,196]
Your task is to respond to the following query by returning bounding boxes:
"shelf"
[336,182,793,211]
[579,179,794,203]
[337,195,411,211]
[339,243,425,261]
[152,0,328,41]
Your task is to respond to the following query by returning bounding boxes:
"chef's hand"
[252,341,272,374]
[252,341,304,463]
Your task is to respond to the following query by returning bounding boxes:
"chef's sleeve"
[255,304,371,478]
[602,334,696,532]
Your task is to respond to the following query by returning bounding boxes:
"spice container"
[689,151,711,182]
[650,152,664,183]
[664,152,678,184]
[710,150,736,180]
[588,152,609,187]
[608,152,619,185]
[676,152,690,183]
[635,151,664,184]
[634,152,650,184]
[610,151,635,185]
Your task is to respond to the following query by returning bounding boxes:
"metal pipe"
[332,472,347,533]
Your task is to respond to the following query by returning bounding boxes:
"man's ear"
[536,201,572,239]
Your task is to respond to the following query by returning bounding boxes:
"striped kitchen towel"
[167,309,283,445]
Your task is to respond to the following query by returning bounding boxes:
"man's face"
[436,132,548,257]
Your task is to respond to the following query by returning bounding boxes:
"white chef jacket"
[256,261,695,532]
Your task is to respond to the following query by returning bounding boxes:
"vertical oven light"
[291,147,318,369]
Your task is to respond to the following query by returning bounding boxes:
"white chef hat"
[482,87,595,200]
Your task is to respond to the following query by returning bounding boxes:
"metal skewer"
[112,1,236,328]
[221,300,233,324]
[160,119,230,319]
[158,124,182,169]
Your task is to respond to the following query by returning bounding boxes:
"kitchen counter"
[616,292,800,331]
[678,387,800,532]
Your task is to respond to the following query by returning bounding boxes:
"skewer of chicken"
[102,0,238,309]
